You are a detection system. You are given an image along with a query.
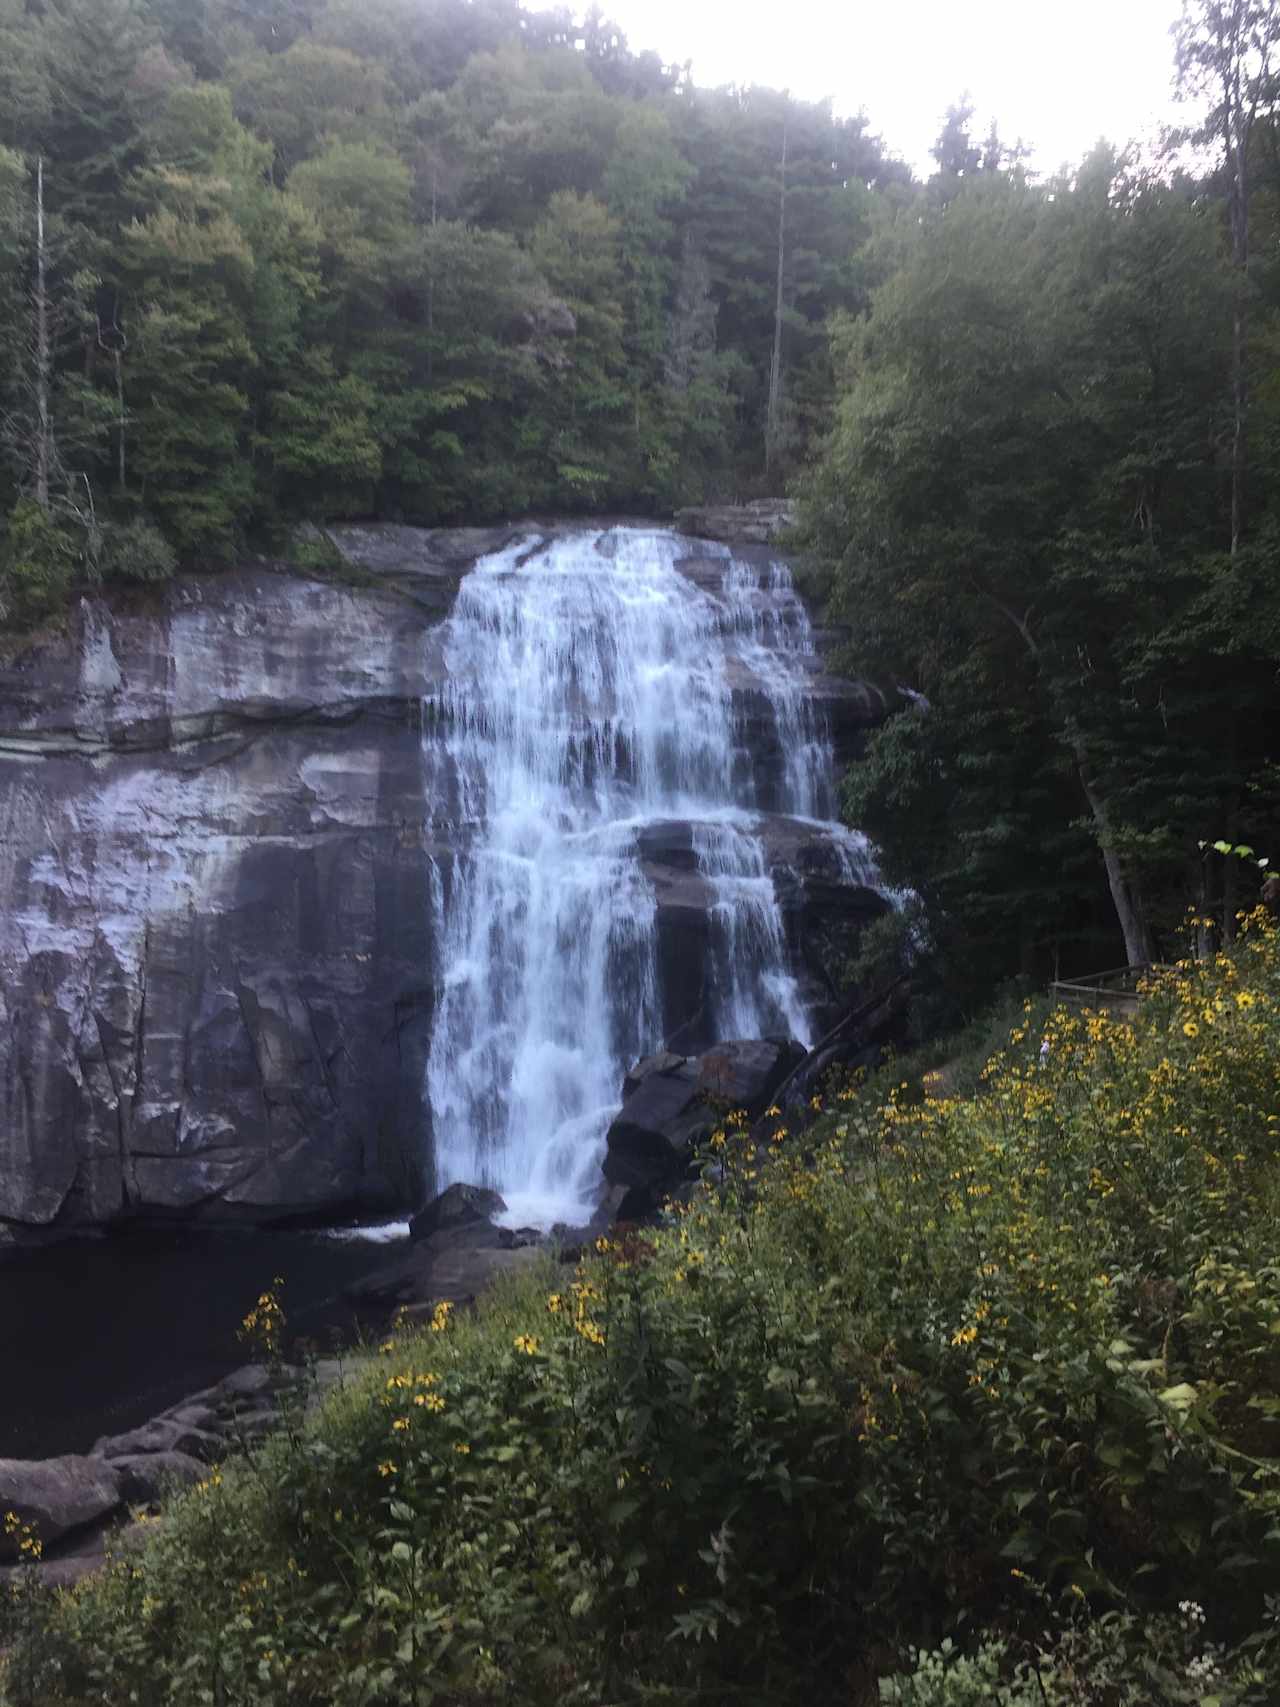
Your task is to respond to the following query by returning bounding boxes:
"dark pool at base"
[0,1227,404,1460]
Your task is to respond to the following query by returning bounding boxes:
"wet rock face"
[675,500,796,546]
[636,817,890,1052]
[0,525,887,1235]
[0,545,484,1233]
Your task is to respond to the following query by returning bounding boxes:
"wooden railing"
[1049,964,1163,1016]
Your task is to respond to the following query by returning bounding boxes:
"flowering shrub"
[4,915,1280,1704]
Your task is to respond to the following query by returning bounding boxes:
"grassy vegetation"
[4,915,1280,1705]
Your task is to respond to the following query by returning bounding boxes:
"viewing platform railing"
[1049,964,1163,1018]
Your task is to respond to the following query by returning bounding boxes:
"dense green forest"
[796,7,1280,1015]
[1,0,1279,1003]
[0,0,903,597]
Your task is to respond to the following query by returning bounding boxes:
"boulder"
[694,1038,806,1109]
[0,1456,122,1557]
[621,1051,687,1102]
[109,1451,207,1504]
[604,1039,804,1195]
[409,1181,509,1244]
[93,1419,223,1463]
[382,1245,545,1319]
[0,1516,150,1591]
[209,1364,288,1404]
[602,1057,707,1190]
[351,1182,541,1312]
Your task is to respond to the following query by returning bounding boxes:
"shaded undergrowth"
[4,917,1280,1704]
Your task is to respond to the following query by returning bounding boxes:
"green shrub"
[100,517,177,583]
[880,1640,1037,1706]
[286,526,347,577]
[0,498,79,626]
[5,916,1280,1705]
[882,1608,1278,1706]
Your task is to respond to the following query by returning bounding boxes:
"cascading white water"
[690,819,810,1044]
[423,526,868,1228]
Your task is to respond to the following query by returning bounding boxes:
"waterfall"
[423,526,864,1227]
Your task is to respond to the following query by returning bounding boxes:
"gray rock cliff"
[0,523,885,1234]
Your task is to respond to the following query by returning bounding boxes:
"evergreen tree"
[802,156,1280,983]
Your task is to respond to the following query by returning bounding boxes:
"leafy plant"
[6,916,1280,1704]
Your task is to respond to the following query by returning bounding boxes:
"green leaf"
[1158,1383,1198,1414]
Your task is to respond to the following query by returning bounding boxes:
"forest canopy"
[0,0,903,584]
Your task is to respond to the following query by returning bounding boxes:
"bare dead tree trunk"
[980,581,1156,966]
[1222,843,1241,941]
[114,346,126,491]
[1074,747,1156,968]
[34,154,50,511]
[426,166,438,389]
[765,109,787,477]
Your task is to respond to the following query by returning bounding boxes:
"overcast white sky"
[540,0,1191,176]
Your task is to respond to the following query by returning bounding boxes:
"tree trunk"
[1228,97,1248,557]
[983,587,1157,967]
[114,346,126,492]
[34,155,50,511]
[426,167,437,388]
[765,111,787,477]
[1074,750,1155,967]
[1219,6,1257,558]
[1230,296,1246,555]
[1222,844,1241,942]
[1194,851,1215,959]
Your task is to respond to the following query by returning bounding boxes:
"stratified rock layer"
[0,524,886,1233]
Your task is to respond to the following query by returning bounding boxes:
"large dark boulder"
[350,1183,541,1313]
[603,1057,707,1189]
[0,1456,122,1557]
[696,1038,806,1108]
[409,1182,508,1244]
[109,1451,207,1504]
[604,1039,805,1196]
